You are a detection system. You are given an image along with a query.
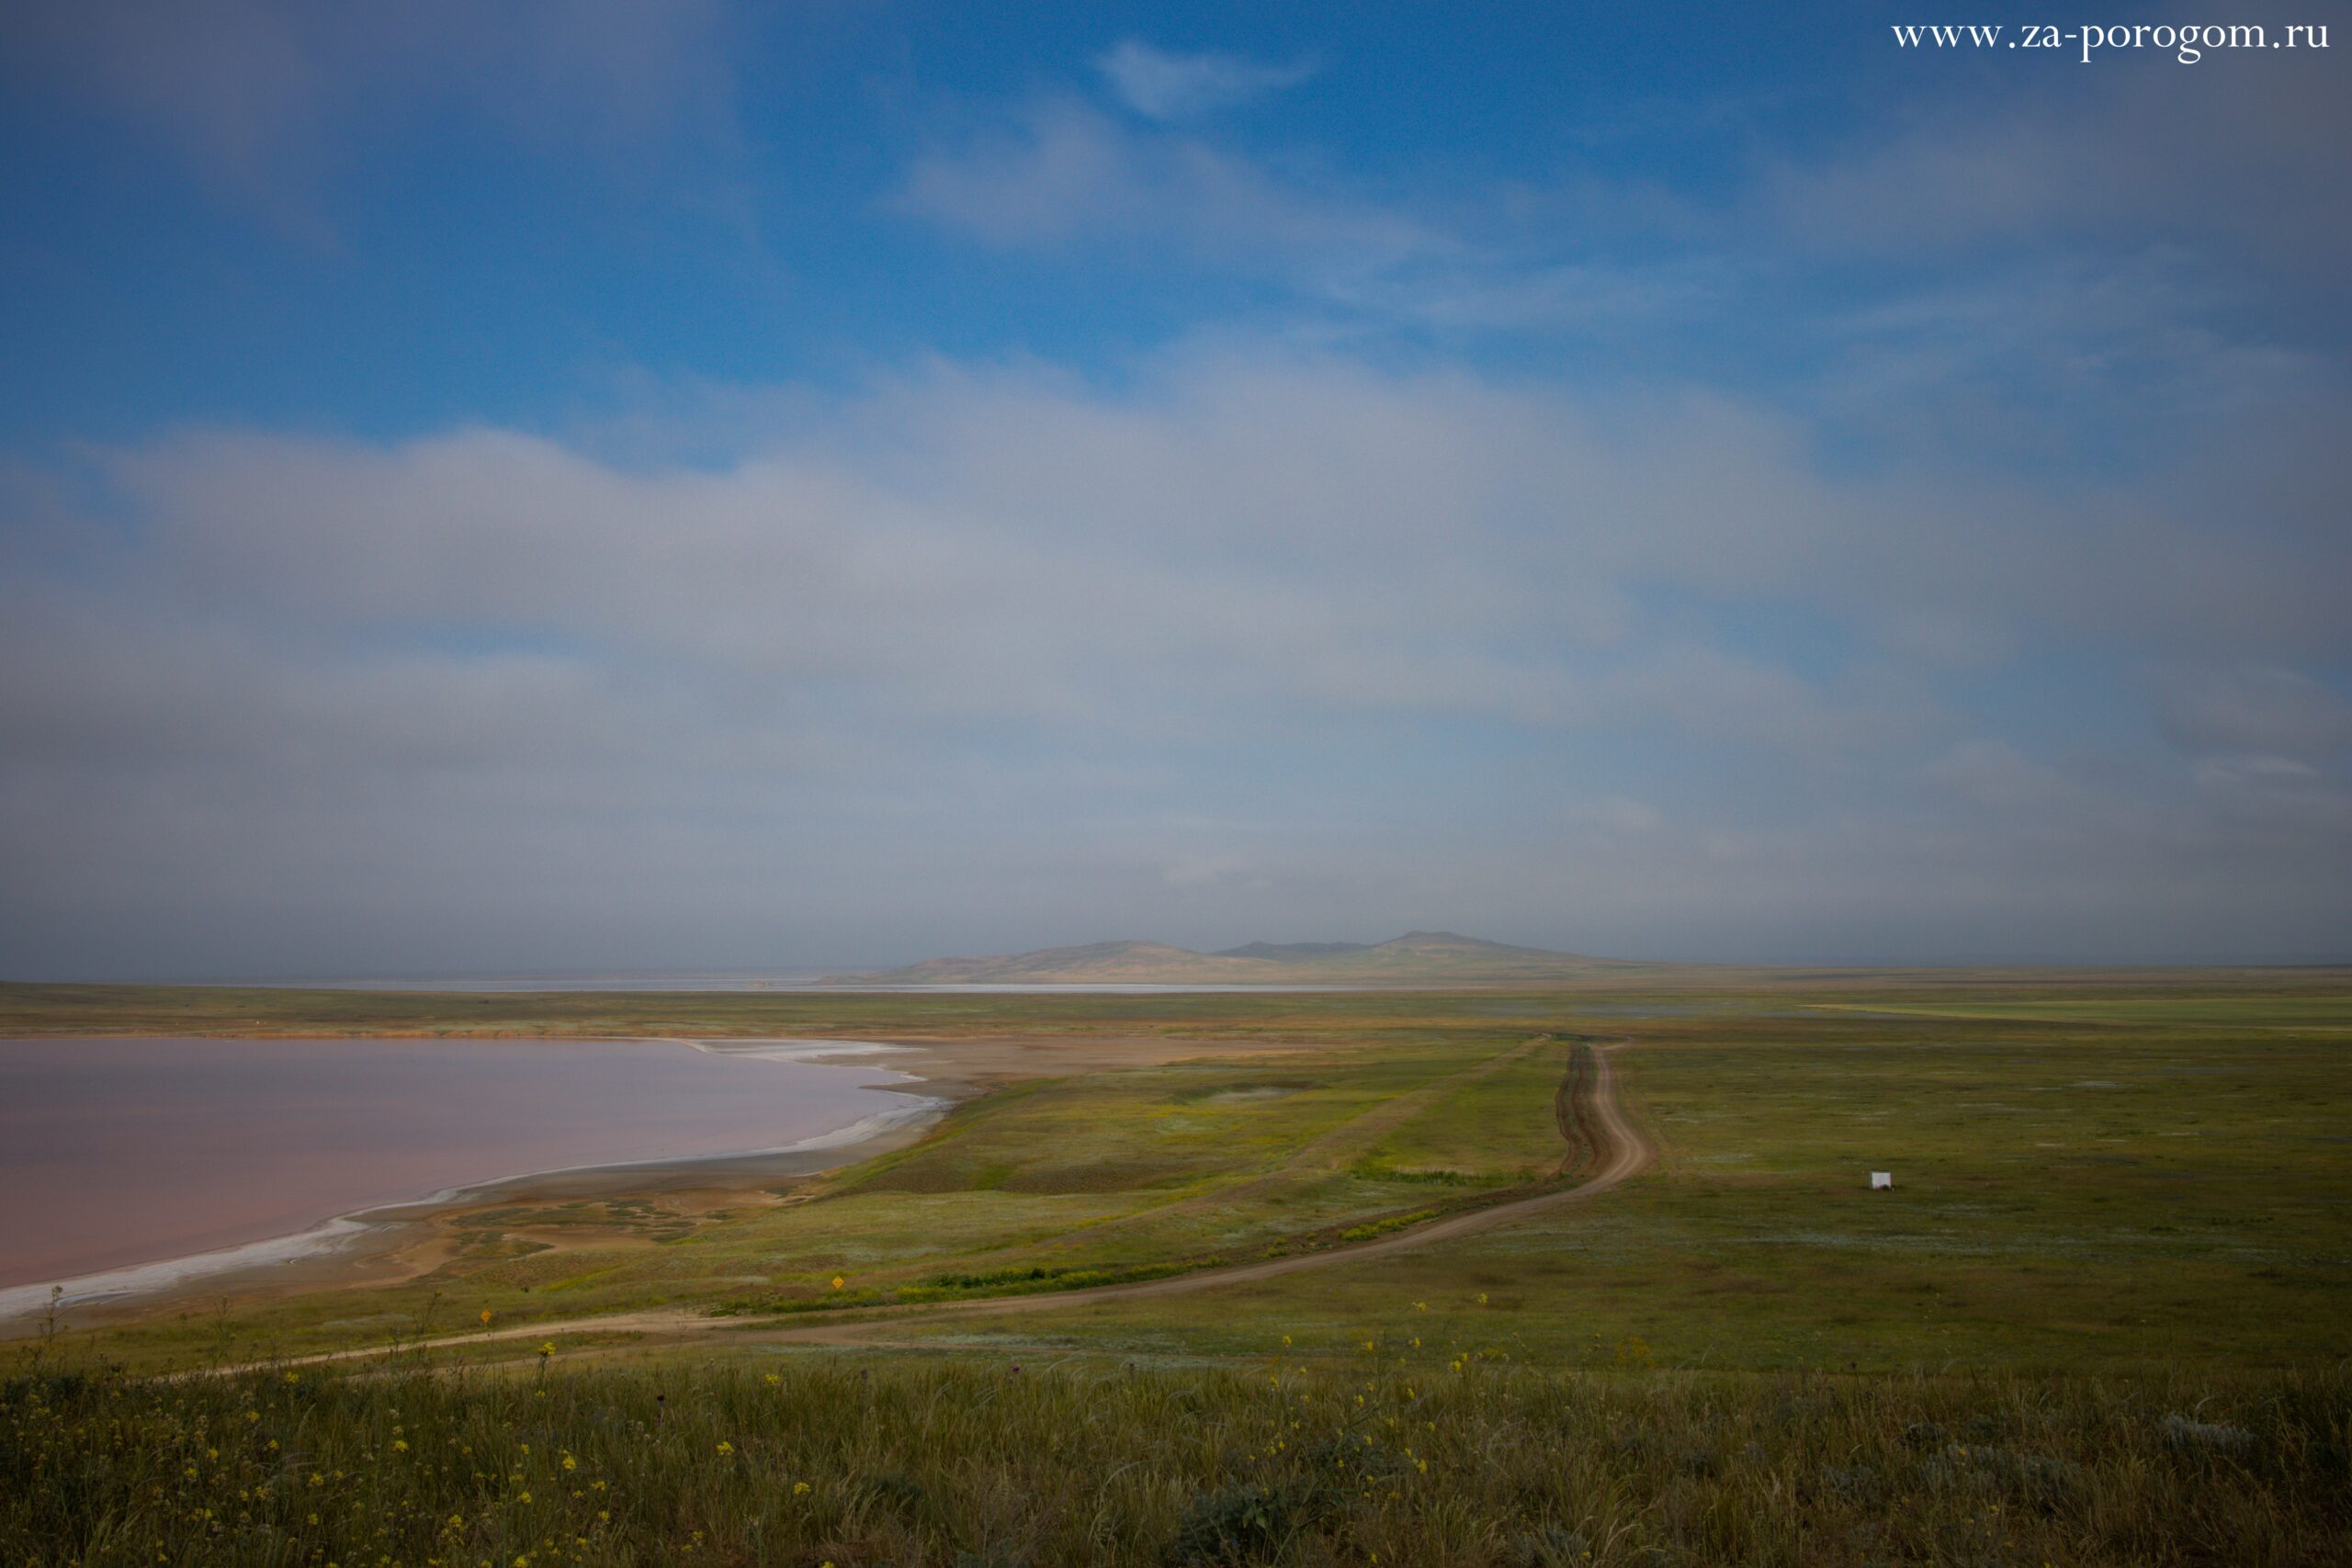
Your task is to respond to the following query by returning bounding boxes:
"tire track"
[222,1038,1648,1371]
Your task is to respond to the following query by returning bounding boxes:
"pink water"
[0,1036,905,1288]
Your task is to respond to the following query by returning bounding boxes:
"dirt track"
[234,1038,1649,1371]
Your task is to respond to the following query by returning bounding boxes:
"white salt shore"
[0,1039,946,1325]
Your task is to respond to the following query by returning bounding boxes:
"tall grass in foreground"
[4,1357,2346,1566]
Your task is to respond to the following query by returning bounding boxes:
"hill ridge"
[826,931,1645,986]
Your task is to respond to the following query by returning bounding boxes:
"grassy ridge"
[5,1358,2345,1566]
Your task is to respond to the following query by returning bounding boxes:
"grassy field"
[5,969,2348,1041]
[5,975,2349,1562]
[6,1357,2346,1566]
[17,978,2343,1377]
[903,1005,2352,1376]
[5,1354,2352,1561]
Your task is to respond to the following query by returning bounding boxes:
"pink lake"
[0,1035,921,1292]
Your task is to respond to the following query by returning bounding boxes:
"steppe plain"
[3,960,2347,1564]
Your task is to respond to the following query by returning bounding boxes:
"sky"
[1,1,2347,977]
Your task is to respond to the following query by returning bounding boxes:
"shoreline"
[0,1038,957,1330]
[0,1027,1327,1337]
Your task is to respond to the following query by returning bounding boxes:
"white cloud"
[897,101,1436,268]
[1096,40,1314,120]
[2158,664,2352,760]
[1762,28,2351,271]
[892,104,1732,342]
[2191,754,2352,840]
[4,344,2348,974]
[1925,740,2089,812]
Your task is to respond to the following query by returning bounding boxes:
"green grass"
[6,968,2347,1042]
[1801,996,2352,1029]
[42,1030,1592,1368]
[6,1357,2346,1566]
[8,975,2352,1562]
[12,979,2352,1380]
[897,1010,2351,1374]
[1351,1036,1573,1187]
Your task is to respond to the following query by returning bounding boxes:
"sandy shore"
[0,1030,1315,1335]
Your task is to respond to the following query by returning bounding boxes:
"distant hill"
[825,931,1657,986]
[1212,942,1371,960]
[845,941,1250,987]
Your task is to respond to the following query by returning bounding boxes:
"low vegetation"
[6,1357,2346,1566]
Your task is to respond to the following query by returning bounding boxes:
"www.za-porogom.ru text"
[1893,21,2328,62]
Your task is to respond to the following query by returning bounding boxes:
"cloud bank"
[3,344,2346,976]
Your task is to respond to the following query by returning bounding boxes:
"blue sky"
[1,1,2346,976]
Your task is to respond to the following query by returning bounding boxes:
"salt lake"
[0,1035,927,1309]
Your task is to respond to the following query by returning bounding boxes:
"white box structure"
[1870,1170,1894,1190]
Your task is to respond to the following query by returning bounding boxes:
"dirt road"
[233,1037,1649,1371]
